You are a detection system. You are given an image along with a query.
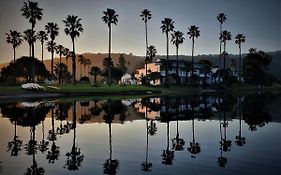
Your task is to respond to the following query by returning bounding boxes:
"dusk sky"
[0,0,280,64]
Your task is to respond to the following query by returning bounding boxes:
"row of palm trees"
[6,1,246,85]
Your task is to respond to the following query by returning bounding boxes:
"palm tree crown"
[140,9,151,23]
[160,18,174,34]
[217,13,227,25]
[6,30,23,50]
[36,30,48,45]
[23,29,35,46]
[171,31,185,48]
[235,34,245,47]
[6,30,23,62]
[21,1,43,27]
[220,30,231,43]
[45,22,59,41]
[147,45,157,63]
[187,25,200,40]
[63,15,84,41]
[102,8,118,27]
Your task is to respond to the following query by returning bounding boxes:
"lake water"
[0,93,280,175]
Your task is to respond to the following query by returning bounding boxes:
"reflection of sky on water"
[0,96,280,175]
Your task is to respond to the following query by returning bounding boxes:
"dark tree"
[36,30,48,63]
[6,30,23,63]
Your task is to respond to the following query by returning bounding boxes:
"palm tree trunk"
[31,25,35,83]
[51,40,54,75]
[72,38,76,85]
[29,45,31,57]
[191,37,195,86]
[145,21,148,76]
[239,44,242,82]
[41,42,44,63]
[109,122,112,160]
[223,41,226,70]
[108,24,112,85]
[166,32,169,85]
[94,75,97,84]
[59,53,62,84]
[176,46,179,84]
[13,47,16,63]
[80,62,82,78]
[219,23,222,68]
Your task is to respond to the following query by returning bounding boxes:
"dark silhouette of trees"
[102,8,118,85]
[141,119,152,172]
[161,18,174,85]
[172,113,185,151]
[1,56,50,83]
[38,121,49,153]
[117,54,127,74]
[90,66,101,84]
[171,30,185,84]
[235,97,246,146]
[63,15,84,85]
[78,55,86,78]
[36,30,48,63]
[243,49,272,86]
[199,59,212,87]
[45,22,59,75]
[54,62,71,84]
[140,9,152,76]
[6,30,23,63]
[235,34,246,81]
[187,118,201,158]
[187,25,200,85]
[23,29,35,57]
[21,0,43,83]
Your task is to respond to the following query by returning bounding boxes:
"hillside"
[1,51,280,81]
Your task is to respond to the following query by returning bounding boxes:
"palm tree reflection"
[64,101,84,171]
[103,100,119,174]
[162,121,174,165]
[141,118,152,171]
[187,118,200,158]
[172,109,185,151]
[38,121,49,153]
[7,119,23,156]
[235,97,246,146]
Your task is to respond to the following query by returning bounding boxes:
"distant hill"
[1,50,280,80]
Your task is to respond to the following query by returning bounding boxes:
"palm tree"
[36,30,48,63]
[146,45,157,76]
[55,44,65,84]
[187,25,200,84]
[160,18,174,84]
[171,30,185,84]
[6,30,23,62]
[102,8,118,85]
[23,29,35,57]
[84,58,91,77]
[235,34,246,81]
[78,55,86,78]
[140,9,152,76]
[187,118,201,158]
[45,22,59,75]
[63,47,70,65]
[199,59,212,87]
[63,15,84,85]
[217,13,227,58]
[220,30,231,70]
[90,66,101,84]
[21,1,43,59]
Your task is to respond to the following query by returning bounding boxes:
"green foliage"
[54,62,71,84]
[1,56,50,83]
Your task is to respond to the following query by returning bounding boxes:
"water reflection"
[0,92,280,175]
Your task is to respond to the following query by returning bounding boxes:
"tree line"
[3,1,275,86]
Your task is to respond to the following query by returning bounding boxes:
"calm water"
[0,93,280,175]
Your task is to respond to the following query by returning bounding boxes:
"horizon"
[0,0,280,64]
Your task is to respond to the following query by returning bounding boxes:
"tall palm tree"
[90,66,101,84]
[84,58,91,77]
[140,9,152,76]
[220,30,231,70]
[23,29,35,57]
[6,30,23,62]
[36,30,48,63]
[160,18,174,84]
[235,34,246,81]
[217,13,227,59]
[146,45,157,71]
[21,1,43,59]
[187,25,200,83]
[102,8,118,85]
[63,15,84,85]
[45,22,59,75]
[55,44,65,84]
[171,30,185,84]
[78,55,86,78]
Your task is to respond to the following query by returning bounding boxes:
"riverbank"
[0,84,280,100]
